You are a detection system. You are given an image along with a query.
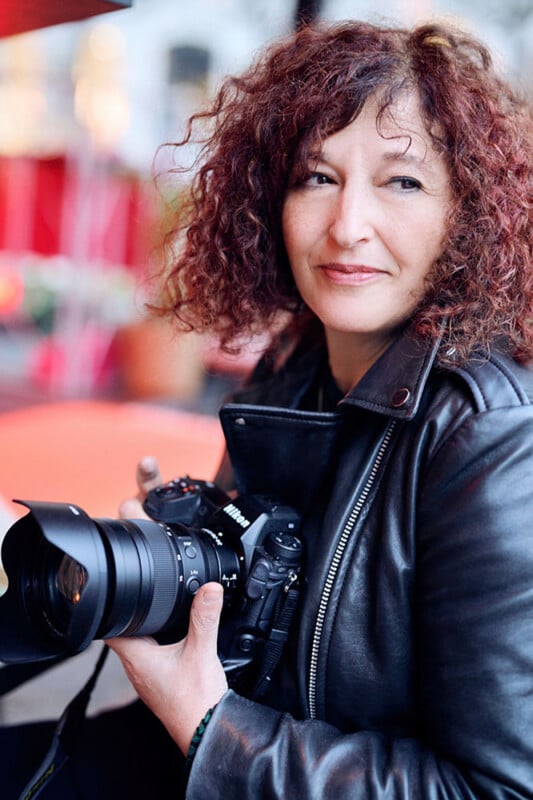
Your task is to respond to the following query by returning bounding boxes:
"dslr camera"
[0,478,302,687]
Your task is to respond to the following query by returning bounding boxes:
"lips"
[319,263,386,285]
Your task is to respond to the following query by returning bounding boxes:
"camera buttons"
[186,577,201,594]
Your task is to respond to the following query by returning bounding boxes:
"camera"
[0,478,302,685]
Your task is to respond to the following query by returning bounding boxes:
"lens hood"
[0,501,108,663]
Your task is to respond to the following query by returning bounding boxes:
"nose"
[328,187,374,248]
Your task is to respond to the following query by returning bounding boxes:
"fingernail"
[140,456,158,477]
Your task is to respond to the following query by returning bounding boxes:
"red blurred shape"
[0,155,156,270]
[0,1,132,38]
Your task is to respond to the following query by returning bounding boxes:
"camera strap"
[0,657,70,698]
[16,645,109,800]
[252,578,300,698]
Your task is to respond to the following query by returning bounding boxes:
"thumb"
[187,582,224,649]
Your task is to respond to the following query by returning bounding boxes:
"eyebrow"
[381,149,441,178]
[310,146,442,178]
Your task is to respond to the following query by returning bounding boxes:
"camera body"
[0,477,302,688]
[143,477,302,678]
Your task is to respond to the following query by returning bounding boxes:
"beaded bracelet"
[185,706,217,768]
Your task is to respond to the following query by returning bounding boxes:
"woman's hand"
[107,581,228,756]
[118,455,163,519]
[111,457,229,754]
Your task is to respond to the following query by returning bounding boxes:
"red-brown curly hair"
[155,19,532,365]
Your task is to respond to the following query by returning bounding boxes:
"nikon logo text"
[223,503,251,528]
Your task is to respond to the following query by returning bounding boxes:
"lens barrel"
[93,517,241,642]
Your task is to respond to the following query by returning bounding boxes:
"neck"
[324,328,394,393]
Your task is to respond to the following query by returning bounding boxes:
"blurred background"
[0,0,531,420]
[0,0,530,724]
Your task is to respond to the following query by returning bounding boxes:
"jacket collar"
[231,323,442,421]
[341,325,442,420]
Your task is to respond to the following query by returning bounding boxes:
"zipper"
[307,419,398,719]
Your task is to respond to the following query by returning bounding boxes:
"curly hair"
[156,19,532,365]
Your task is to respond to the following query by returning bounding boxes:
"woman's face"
[282,93,452,352]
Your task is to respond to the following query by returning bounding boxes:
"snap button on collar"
[392,388,411,407]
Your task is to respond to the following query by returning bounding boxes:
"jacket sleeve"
[186,406,533,799]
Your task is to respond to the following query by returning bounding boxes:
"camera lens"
[55,554,88,605]
[95,519,243,643]
[32,539,85,642]
[0,494,301,665]
[1,503,244,660]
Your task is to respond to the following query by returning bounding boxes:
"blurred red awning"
[0,155,157,269]
[0,1,132,38]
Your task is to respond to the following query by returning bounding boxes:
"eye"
[304,171,335,187]
[389,176,422,191]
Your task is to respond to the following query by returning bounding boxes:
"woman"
[110,19,533,799]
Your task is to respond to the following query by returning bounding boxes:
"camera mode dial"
[143,476,229,525]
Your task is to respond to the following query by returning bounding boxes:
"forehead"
[374,92,436,144]
[318,92,446,166]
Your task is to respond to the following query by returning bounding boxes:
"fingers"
[107,583,224,665]
[118,497,147,518]
[118,456,162,519]
[136,456,162,495]
[188,582,224,650]
[107,583,227,755]
[184,582,227,719]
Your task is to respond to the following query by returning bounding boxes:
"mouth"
[318,263,387,285]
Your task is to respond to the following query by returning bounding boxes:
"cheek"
[425,199,451,257]
[396,212,447,276]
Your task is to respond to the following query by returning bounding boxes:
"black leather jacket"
[187,326,533,799]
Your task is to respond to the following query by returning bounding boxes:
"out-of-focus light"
[0,35,48,156]
[73,23,130,153]
[0,266,24,315]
